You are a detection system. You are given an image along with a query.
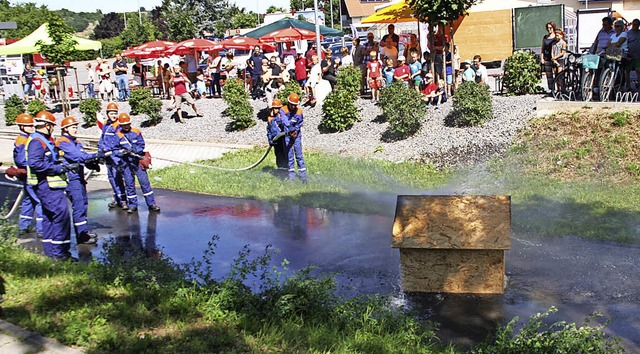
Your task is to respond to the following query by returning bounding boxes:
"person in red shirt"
[295,52,308,86]
[169,65,202,124]
[366,50,383,101]
[421,73,444,107]
[393,55,411,85]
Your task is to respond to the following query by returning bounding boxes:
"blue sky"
[12,0,287,14]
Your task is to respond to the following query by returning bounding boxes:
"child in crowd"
[383,58,395,87]
[295,52,308,86]
[409,50,422,93]
[195,68,207,99]
[366,50,383,101]
[421,73,444,108]
[393,55,411,86]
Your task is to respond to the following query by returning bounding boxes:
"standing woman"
[541,22,557,93]
[552,29,567,79]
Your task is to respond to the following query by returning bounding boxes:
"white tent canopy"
[0,23,101,55]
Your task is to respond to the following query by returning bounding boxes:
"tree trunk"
[441,24,446,85]
[56,69,69,116]
[450,21,456,95]
[428,23,435,79]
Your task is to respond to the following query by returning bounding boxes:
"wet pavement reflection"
[3,184,640,351]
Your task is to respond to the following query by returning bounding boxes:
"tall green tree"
[267,6,287,14]
[290,0,340,28]
[231,12,259,30]
[0,0,52,38]
[290,0,313,12]
[120,13,156,48]
[36,15,77,66]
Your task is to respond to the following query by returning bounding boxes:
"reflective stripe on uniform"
[41,239,71,244]
[19,215,33,219]
[143,191,153,196]
[74,221,87,226]
[127,195,137,199]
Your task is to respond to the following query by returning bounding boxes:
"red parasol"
[259,28,320,42]
[165,38,219,55]
[213,36,277,52]
[135,40,176,54]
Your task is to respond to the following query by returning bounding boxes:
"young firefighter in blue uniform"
[26,111,78,260]
[56,117,100,245]
[115,113,161,214]
[98,102,127,209]
[266,98,288,175]
[280,93,307,182]
[12,113,43,237]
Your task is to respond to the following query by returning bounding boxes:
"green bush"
[99,36,125,60]
[451,81,493,126]
[336,65,361,97]
[128,87,162,123]
[320,90,361,132]
[223,78,255,130]
[78,98,102,127]
[503,51,542,95]
[610,110,632,127]
[26,99,47,117]
[276,81,303,105]
[4,94,25,125]
[472,307,623,354]
[378,81,424,138]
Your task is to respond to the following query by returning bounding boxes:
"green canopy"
[244,17,343,39]
[0,23,102,55]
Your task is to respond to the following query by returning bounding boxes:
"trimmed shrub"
[503,50,542,95]
[378,81,425,138]
[4,95,25,125]
[223,78,255,130]
[78,98,102,127]
[276,81,303,105]
[320,90,360,132]
[26,99,47,117]
[336,65,361,97]
[451,81,493,127]
[128,87,162,123]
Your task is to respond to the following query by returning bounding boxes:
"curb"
[0,320,84,353]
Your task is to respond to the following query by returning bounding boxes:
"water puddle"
[2,183,639,351]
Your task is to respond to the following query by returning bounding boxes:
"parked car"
[329,43,353,60]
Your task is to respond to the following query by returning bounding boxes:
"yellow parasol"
[361,0,416,24]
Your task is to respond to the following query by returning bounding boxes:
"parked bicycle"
[552,51,583,101]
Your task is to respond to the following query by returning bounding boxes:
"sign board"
[4,55,24,75]
[513,5,564,50]
[577,8,611,51]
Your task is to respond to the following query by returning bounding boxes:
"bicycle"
[552,51,583,101]
[599,52,624,102]
[580,53,600,102]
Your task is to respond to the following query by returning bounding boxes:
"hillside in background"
[55,8,103,35]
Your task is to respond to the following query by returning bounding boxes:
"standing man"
[12,113,43,237]
[280,93,307,182]
[21,63,37,102]
[99,102,127,209]
[626,19,640,89]
[381,24,400,51]
[169,65,203,123]
[26,111,77,261]
[250,45,267,99]
[113,53,130,101]
[352,37,364,69]
[56,117,100,245]
[591,17,615,54]
[184,51,198,84]
[115,113,161,214]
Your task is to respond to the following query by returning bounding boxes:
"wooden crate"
[392,195,511,294]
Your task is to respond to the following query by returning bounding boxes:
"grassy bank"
[150,149,450,215]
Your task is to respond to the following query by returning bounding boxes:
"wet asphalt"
[2,181,639,351]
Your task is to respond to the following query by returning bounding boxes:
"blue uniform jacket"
[99,121,122,165]
[13,132,29,168]
[266,113,284,145]
[27,131,64,178]
[279,106,304,134]
[116,128,145,161]
[55,134,96,182]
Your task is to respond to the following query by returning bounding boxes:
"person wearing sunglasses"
[541,22,558,93]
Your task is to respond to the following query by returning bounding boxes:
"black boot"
[149,205,161,212]
[127,207,138,214]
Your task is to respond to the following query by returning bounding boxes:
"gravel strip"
[0,94,539,167]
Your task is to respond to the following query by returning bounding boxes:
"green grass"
[150,148,450,215]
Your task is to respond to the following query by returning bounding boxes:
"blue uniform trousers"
[34,181,71,259]
[19,181,43,233]
[123,161,156,209]
[273,139,288,172]
[66,179,90,237]
[285,134,307,181]
[106,161,126,205]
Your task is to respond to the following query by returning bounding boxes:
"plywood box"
[392,195,511,294]
[455,9,513,62]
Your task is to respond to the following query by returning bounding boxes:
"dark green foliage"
[610,110,632,127]
[472,307,624,354]
[503,51,542,95]
[55,8,103,33]
[4,95,25,126]
[78,98,102,127]
[223,78,255,130]
[408,0,478,24]
[92,12,124,39]
[36,15,77,67]
[378,81,425,138]
[336,65,361,97]
[0,2,53,39]
[276,81,303,105]
[26,100,47,117]
[99,36,124,59]
[451,81,493,126]
[128,88,162,123]
[320,90,360,132]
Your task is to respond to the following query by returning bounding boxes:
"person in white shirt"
[379,38,398,67]
[472,55,488,86]
[340,47,353,67]
[607,20,628,55]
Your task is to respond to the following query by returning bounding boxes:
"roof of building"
[344,0,391,19]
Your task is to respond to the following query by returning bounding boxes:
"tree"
[407,0,479,85]
[92,12,124,39]
[231,12,258,29]
[150,6,170,39]
[267,6,287,14]
[165,6,196,41]
[120,13,156,48]
[0,1,53,38]
[290,0,313,12]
